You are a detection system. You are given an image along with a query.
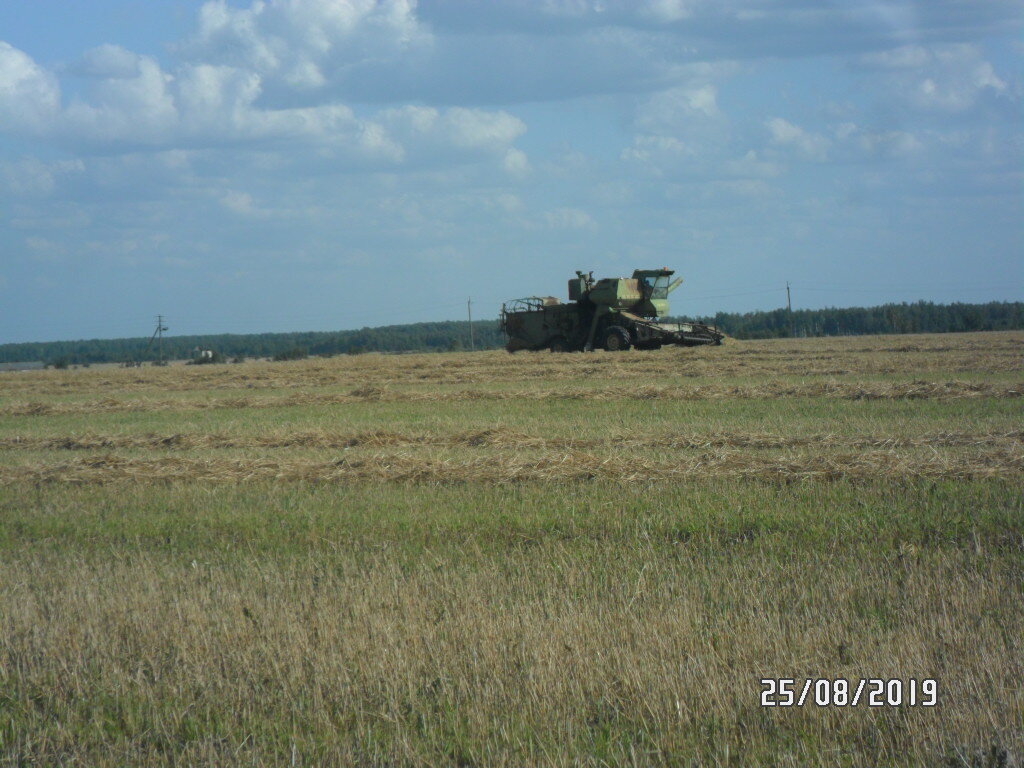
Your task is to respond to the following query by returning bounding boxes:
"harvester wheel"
[549,337,570,353]
[602,326,632,352]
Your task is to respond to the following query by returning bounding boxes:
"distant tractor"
[187,348,222,365]
[500,268,724,352]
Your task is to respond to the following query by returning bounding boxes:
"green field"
[1,333,1021,766]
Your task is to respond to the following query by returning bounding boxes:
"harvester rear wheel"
[602,326,632,352]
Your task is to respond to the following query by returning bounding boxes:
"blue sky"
[1,0,1021,343]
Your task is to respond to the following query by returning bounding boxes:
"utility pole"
[138,315,169,366]
[786,282,794,337]
[155,315,168,365]
[467,298,475,352]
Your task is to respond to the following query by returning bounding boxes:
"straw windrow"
[4,447,1021,484]
[2,379,1020,417]
[1,428,1020,453]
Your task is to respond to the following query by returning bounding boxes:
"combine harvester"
[501,268,724,352]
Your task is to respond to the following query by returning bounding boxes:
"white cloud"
[221,190,257,216]
[493,192,524,213]
[0,42,61,131]
[1,1,1021,346]
[828,122,925,159]
[64,55,177,143]
[0,42,524,171]
[76,44,144,79]
[183,0,428,90]
[641,0,699,23]
[912,45,1007,112]
[858,43,1010,114]
[378,105,526,162]
[636,84,722,132]
[766,117,830,161]
[0,157,84,197]
[439,108,526,151]
[535,0,699,23]
[503,148,531,177]
[621,134,688,165]
[623,71,736,177]
[723,150,782,179]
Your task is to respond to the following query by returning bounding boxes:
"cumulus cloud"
[155,0,1013,110]
[0,42,61,131]
[376,106,527,164]
[622,76,734,176]
[835,124,924,159]
[64,55,178,144]
[502,148,531,177]
[0,1,1020,346]
[858,43,1010,114]
[635,84,722,132]
[0,1,524,176]
[433,108,526,151]
[0,157,83,196]
[181,0,428,95]
[621,134,689,165]
[765,118,830,161]
[858,45,932,70]
[221,190,258,216]
[722,150,782,179]
[530,0,701,24]
[0,41,525,172]
[75,44,144,79]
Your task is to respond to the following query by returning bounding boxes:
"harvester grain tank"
[500,268,724,352]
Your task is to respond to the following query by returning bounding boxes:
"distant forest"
[673,300,1024,340]
[1,300,1021,366]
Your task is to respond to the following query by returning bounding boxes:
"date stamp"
[760,678,937,707]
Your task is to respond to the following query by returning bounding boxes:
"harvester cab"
[628,269,684,318]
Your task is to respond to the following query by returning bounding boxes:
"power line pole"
[467,298,475,352]
[155,315,168,365]
[786,282,794,337]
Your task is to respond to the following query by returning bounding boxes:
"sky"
[0,0,1021,344]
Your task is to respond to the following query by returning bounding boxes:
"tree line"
[671,300,1024,340]
[1,300,1020,365]
[0,321,507,366]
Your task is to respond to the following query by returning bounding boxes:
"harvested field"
[3,446,1022,484]
[1,427,1020,452]
[2,332,1020,397]
[1,331,1021,766]
[2,379,1021,417]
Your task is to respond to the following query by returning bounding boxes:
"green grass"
[1,397,1020,439]
[0,333,1021,766]
[2,480,1020,555]
[1,481,1021,766]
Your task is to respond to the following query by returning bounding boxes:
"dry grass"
[2,379,1020,417]
[2,446,1022,484]
[0,331,1019,397]
[1,332,1022,766]
[1,427,1020,452]
[2,480,1022,767]
[3,536,1020,767]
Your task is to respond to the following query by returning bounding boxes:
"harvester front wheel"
[602,326,632,352]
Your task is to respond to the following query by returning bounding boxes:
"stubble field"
[1,331,1021,766]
